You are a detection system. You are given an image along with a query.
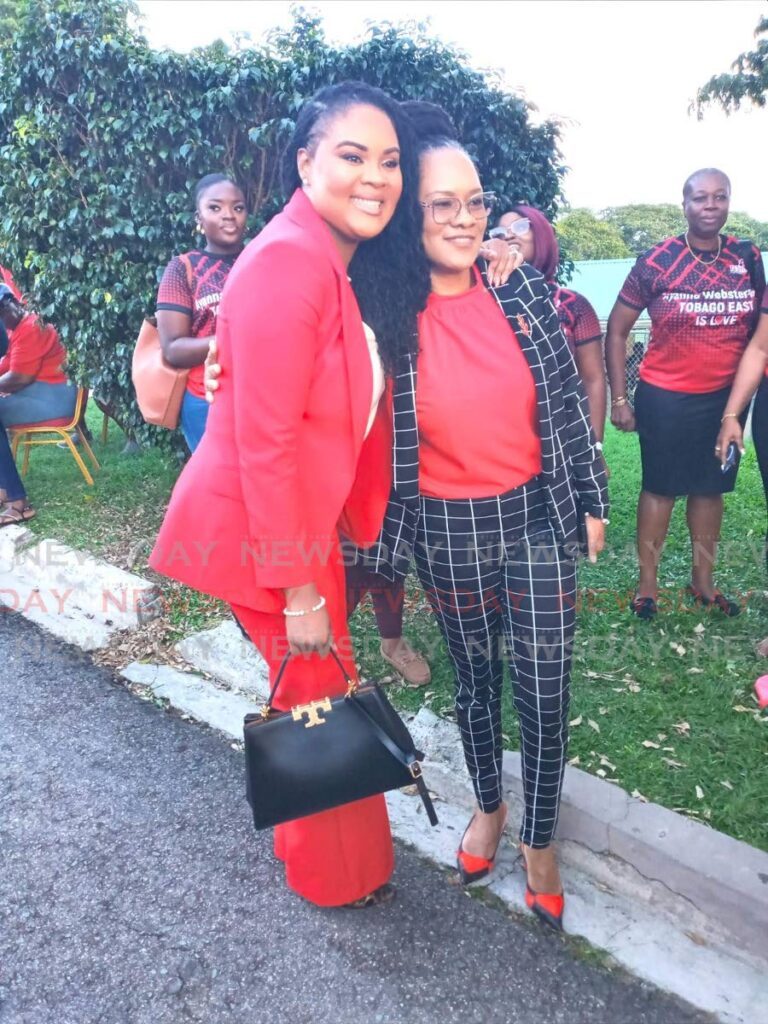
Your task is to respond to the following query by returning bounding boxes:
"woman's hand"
[715,417,745,466]
[204,336,221,404]
[585,515,605,564]
[479,238,525,288]
[610,402,636,432]
[284,583,333,656]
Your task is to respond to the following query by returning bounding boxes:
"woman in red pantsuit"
[150,82,427,907]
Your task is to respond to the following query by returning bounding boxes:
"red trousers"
[231,539,394,906]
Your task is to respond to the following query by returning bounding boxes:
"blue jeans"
[0,427,25,502]
[180,391,209,453]
[0,381,77,427]
[0,381,78,503]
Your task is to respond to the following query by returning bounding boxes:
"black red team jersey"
[552,286,602,353]
[618,234,764,394]
[156,249,240,397]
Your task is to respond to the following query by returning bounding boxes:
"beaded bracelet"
[283,595,327,617]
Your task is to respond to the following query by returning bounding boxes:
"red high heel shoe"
[522,846,565,931]
[456,805,508,885]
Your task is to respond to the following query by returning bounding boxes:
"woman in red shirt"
[156,173,247,453]
[493,205,606,443]
[0,286,76,525]
[364,122,607,930]
[606,169,764,619]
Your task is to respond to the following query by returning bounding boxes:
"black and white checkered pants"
[414,479,576,848]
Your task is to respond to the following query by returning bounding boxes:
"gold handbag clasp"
[291,697,333,728]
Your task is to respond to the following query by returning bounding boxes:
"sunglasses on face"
[488,217,531,241]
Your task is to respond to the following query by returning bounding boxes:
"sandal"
[630,595,657,620]
[380,640,431,688]
[344,883,396,909]
[686,585,740,617]
[0,504,36,528]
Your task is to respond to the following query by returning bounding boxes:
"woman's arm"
[716,311,768,461]
[156,309,210,368]
[531,274,608,557]
[573,341,607,443]
[605,301,640,432]
[0,370,34,394]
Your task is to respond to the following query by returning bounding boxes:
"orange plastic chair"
[9,386,100,486]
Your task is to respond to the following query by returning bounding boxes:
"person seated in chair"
[0,284,77,526]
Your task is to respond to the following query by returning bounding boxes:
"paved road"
[0,612,707,1024]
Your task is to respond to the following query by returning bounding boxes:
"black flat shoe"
[686,586,740,617]
[630,596,657,620]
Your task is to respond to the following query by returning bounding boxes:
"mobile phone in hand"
[721,441,738,473]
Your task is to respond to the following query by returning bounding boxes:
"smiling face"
[297,103,403,265]
[197,180,247,254]
[419,146,487,290]
[496,210,536,264]
[683,171,730,242]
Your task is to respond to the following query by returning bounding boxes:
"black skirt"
[634,380,745,497]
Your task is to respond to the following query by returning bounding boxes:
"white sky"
[137,0,768,220]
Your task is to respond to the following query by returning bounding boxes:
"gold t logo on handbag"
[291,697,332,728]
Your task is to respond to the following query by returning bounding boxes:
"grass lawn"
[12,405,768,850]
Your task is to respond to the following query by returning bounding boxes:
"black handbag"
[243,650,438,830]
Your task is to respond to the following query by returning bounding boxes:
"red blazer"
[150,190,392,613]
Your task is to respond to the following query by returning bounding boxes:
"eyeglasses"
[488,217,531,241]
[420,192,496,224]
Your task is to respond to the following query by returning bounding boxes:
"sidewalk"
[2,523,767,1023]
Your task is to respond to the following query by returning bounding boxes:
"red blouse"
[416,275,542,499]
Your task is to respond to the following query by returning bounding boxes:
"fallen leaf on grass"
[587,719,601,733]
[657,732,667,741]
[669,641,686,656]
[687,668,704,674]
[598,706,608,715]
[693,623,706,635]
[720,780,734,790]
[568,755,581,766]
[631,789,648,802]
[596,768,606,778]
[695,785,705,800]
[599,756,617,771]
[642,740,660,749]
[672,721,691,736]
[570,715,583,727]
[732,705,754,713]
[662,757,686,768]
[627,683,641,693]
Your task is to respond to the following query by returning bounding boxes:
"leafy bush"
[0,0,564,441]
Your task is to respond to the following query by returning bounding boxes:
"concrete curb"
[408,706,768,955]
[0,525,160,649]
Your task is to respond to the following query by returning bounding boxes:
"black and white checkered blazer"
[361,261,610,579]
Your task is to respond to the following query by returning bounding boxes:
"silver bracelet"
[283,595,326,617]
[594,441,604,452]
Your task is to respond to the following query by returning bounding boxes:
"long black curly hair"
[282,82,430,374]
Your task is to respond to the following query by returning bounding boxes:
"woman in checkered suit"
[363,121,609,930]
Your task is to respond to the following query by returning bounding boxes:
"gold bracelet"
[611,396,627,407]
[721,412,739,422]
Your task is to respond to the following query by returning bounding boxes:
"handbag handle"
[347,693,439,826]
[260,647,356,718]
